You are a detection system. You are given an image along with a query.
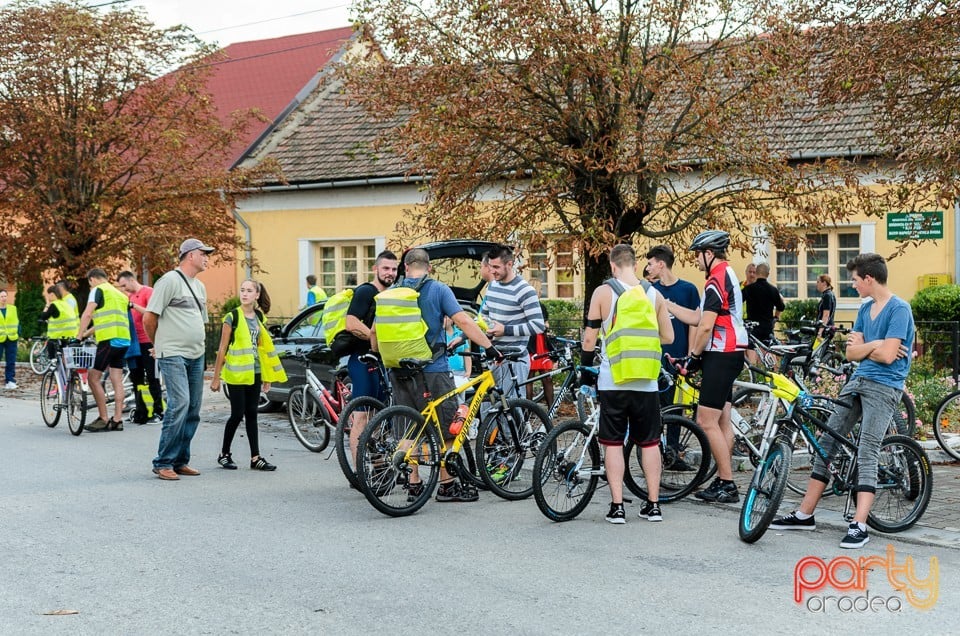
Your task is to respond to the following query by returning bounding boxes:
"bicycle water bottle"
[578,385,597,399]
[449,404,470,436]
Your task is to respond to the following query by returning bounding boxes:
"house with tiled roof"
[233,48,957,319]
[193,26,361,305]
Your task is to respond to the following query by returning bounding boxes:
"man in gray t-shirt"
[143,238,214,481]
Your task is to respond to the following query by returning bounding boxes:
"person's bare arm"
[143,312,159,343]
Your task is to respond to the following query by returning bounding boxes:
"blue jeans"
[153,356,205,470]
[1,339,15,383]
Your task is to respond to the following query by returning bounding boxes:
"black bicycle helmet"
[688,229,730,252]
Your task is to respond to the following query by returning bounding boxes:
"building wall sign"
[886,211,944,240]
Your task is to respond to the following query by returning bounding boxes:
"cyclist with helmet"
[663,230,748,503]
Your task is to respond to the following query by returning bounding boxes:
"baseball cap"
[179,238,216,259]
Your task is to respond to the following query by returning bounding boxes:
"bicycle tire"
[739,438,791,544]
[699,387,778,484]
[866,435,932,533]
[661,402,697,420]
[67,371,87,435]
[335,396,387,489]
[476,398,552,500]
[30,339,50,375]
[623,414,710,503]
[287,385,331,452]
[532,419,600,522]
[932,390,960,462]
[40,370,61,427]
[575,387,598,424]
[891,392,916,439]
[356,405,439,517]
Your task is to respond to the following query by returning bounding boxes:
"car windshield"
[286,307,325,340]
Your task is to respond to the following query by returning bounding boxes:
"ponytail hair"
[243,278,272,315]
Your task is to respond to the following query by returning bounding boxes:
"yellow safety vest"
[308,285,327,304]
[92,283,131,343]
[0,305,18,342]
[47,299,79,339]
[221,311,287,385]
[604,279,661,383]
[321,288,353,346]
[374,279,434,368]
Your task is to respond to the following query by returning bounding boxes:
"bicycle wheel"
[476,398,552,500]
[30,340,50,375]
[867,435,932,533]
[287,385,331,452]
[39,370,61,427]
[335,396,386,489]
[356,405,439,517]
[66,371,87,436]
[933,390,960,462]
[739,438,791,543]
[890,392,916,438]
[698,387,777,483]
[661,402,697,420]
[532,419,600,521]
[624,414,710,503]
[575,386,598,424]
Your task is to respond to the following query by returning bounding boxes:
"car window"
[286,307,326,340]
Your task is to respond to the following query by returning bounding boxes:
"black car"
[263,239,498,412]
[261,302,339,412]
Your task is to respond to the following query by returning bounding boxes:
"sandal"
[218,453,237,470]
[250,456,276,471]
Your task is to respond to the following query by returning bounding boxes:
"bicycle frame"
[305,366,350,424]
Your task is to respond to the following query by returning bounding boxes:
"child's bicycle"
[286,345,352,452]
[355,347,550,516]
[39,340,91,435]
[738,366,932,543]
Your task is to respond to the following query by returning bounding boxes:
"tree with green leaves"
[344,0,940,295]
[0,0,268,288]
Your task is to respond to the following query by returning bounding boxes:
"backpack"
[604,278,661,383]
[374,277,438,368]
[321,288,355,348]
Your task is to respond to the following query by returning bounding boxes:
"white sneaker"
[4,382,16,390]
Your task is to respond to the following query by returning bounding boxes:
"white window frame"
[773,226,867,307]
[298,237,386,306]
[525,238,584,300]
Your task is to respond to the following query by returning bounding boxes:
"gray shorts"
[389,370,458,442]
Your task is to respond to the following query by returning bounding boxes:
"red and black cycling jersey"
[701,261,748,352]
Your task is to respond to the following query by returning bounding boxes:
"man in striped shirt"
[481,245,545,398]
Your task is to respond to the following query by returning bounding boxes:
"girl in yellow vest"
[0,289,18,389]
[210,279,287,471]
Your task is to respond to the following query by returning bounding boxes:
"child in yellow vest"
[211,279,287,471]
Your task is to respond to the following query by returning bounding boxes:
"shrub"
[779,299,819,327]
[542,299,582,338]
[910,284,960,323]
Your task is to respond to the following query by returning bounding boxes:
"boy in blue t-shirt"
[771,253,914,549]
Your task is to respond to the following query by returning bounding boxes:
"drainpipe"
[223,191,252,280]
[955,198,960,285]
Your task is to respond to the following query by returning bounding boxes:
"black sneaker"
[605,502,626,524]
[770,511,816,530]
[436,481,478,503]
[638,501,663,522]
[694,478,740,503]
[840,522,869,549]
[407,482,425,502]
[665,458,696,472]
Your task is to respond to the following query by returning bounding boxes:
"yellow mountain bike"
[355,347,551,517]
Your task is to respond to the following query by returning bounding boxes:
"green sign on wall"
[887,211,944,240]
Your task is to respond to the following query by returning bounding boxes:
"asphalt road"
[1,391,957,634]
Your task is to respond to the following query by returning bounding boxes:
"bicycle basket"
[64,345,96,370]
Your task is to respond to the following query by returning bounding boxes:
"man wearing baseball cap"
[143,238,215,481]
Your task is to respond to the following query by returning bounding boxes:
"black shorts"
[93,342,128,372]
[597,390,661,448]
[698,351,744,409]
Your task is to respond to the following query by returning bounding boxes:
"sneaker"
[605,502,626,524]
[840,522,870,549]
[770,511,816,530]
[86,417,108,432]
[435,481,478,502]
[665,457,696,472]
[694,478,740,503]
[407,482,425,502]
[250,456,277,471]
[4,381,17,390]
[218,453,238,470]
[638,501,663,522]
[108,419,124,431]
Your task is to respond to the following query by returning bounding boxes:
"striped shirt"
[481,275,545,349]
